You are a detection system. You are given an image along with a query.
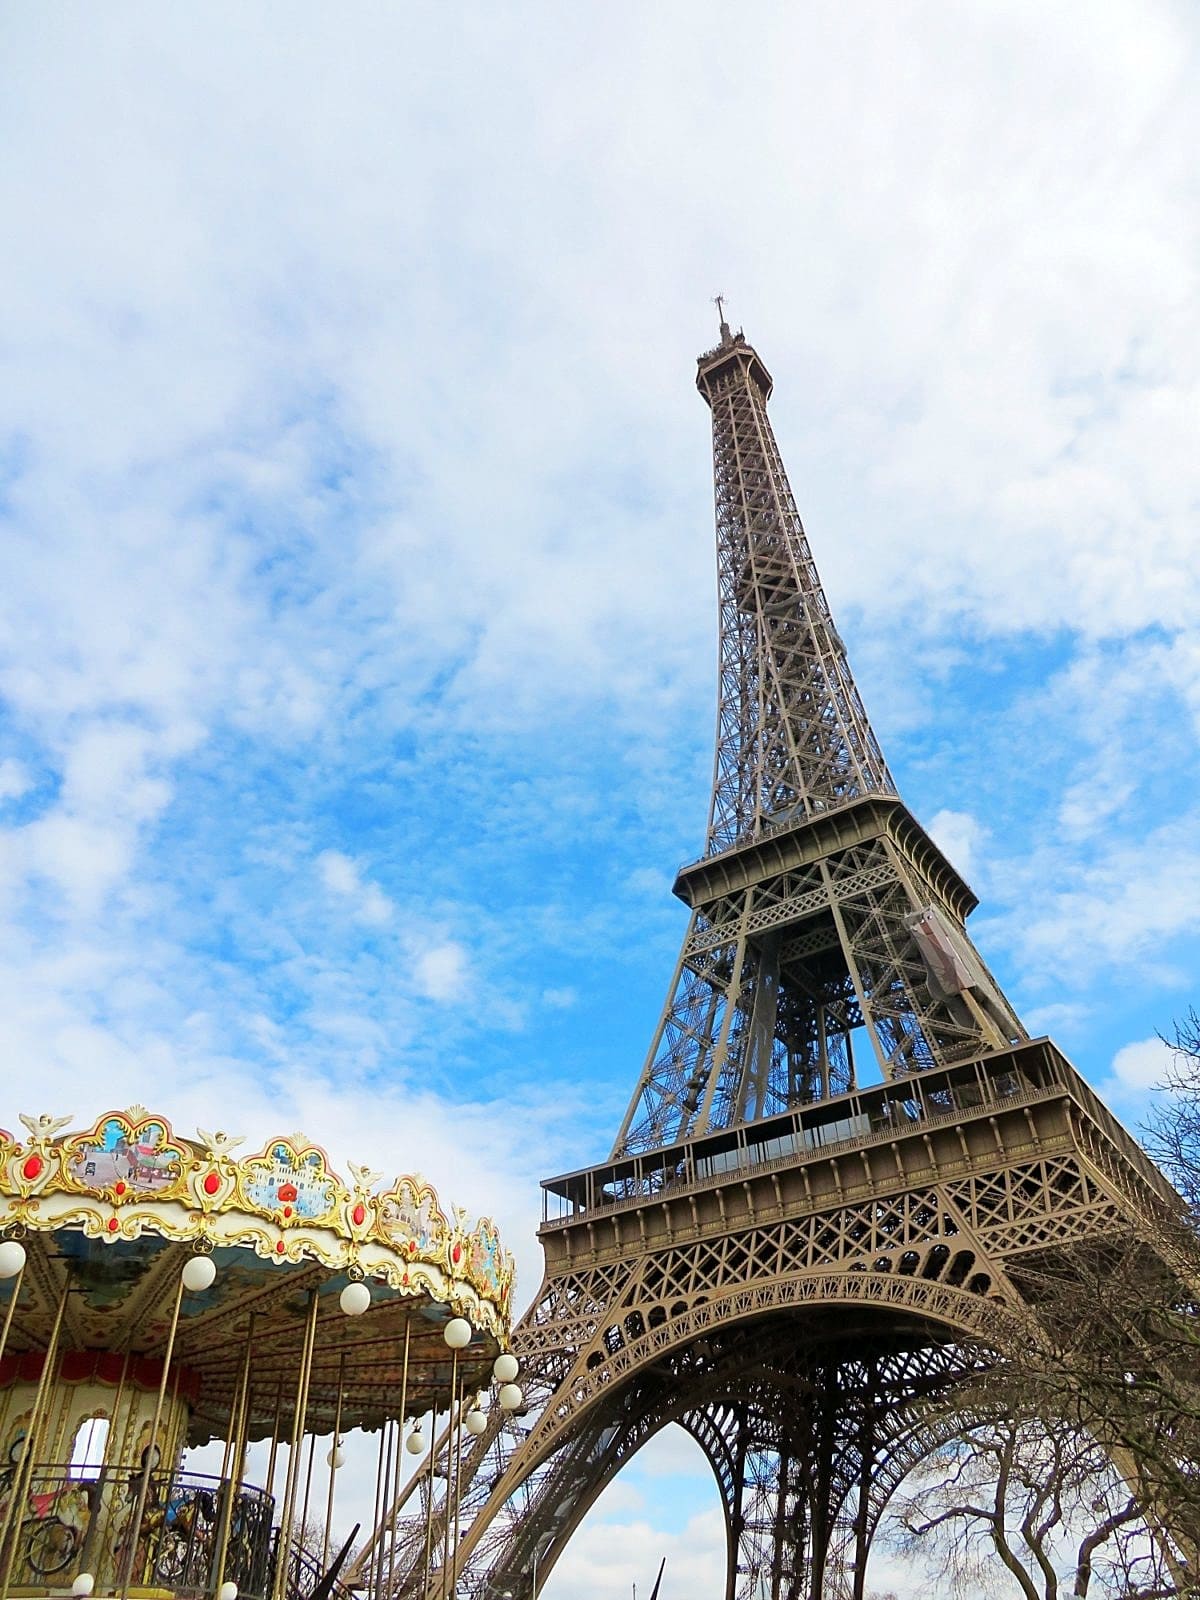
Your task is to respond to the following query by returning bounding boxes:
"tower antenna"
[712,293,731,341]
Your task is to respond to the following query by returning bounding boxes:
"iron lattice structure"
[364,321,1195,1599]
[613,325,1022,1157]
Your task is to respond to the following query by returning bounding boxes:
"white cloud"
[411,942,468,1002]
[318,850,361,897]
[1110,1035,1174,1091]
[625,866,672,898]
[986,813,1200,986]
[541,986,577,1010]
[626,1425,720,1482]
[546,1504,725,1600]
[317,849,394,925]
[19,813,138,916]
[928,808,984,883]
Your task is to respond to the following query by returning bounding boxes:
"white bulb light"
[71,1575,95,1597]
[218,1583,239,1600]
[339,1281,371,1316]
[443,1317,472,1350]
[181,1256,217,1293]
[465,1409,488,1436]
[492,1352,518,1384]
[0,1241,27,1280]
[327,1444,345,1469]
[498,1384,523,1412]
[406,1428,425,1455]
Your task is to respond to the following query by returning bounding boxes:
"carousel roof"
[0,1107,516,1443]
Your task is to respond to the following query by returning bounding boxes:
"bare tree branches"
[1145,1009,1200,1219]
[875,1011,1200,1598]
[886,1411,1170,1599]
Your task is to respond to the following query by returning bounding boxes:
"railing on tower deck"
[540,1040,1180,1227]
[0,1463,274,1599]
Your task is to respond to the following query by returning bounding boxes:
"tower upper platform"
[696,322,774,404]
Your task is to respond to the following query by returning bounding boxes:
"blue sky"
[1,3,1198,1594]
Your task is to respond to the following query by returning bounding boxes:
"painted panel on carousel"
[466,1217,511,1304]
[62,1110,187,1203]
[374,1176,448,1260]
[238,1136,344,1225]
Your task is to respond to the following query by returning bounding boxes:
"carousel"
[0,1108,520,1600]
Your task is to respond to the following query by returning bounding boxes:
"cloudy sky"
[2,2,1197,1594]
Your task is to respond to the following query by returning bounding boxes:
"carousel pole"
[383,1324,411,1593]
[440,1320,471,1600]
[439,1385,459,1600]
[230,1373,255,1492]
[320,1352,347,1571]
[216,1339,246,1485]
[105,1349,134,1468]
[265,1373,286,1502]
[441,1395,460,1600]
[0,1241,27,1366]
[212,1311,256,1598]
[375,1422,394,1600]
[420,1413,437,1600]
[367,1420,388,1600]
[0,1265,70,1600]
[298,1434,318,1557]
[270,1286,320,1600]
[449,1369,467,1600]
[118,1253,216,1599]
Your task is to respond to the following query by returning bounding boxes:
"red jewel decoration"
[278,1182,298,1203]
[107,1217,119,1233]
[203,1171,221,1196]
[352,1202,366,1227]
[452,1243,462,1265]
[275,1240,285,1254]
[283,1205,293,1219]
[114,1181,126,1196]
[408,1239,417,1256]
[22,1155,43,1182]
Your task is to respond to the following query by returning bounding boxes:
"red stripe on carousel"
[0,1350,201,1400]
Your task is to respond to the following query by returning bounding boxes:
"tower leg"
[850,1370,876,1600]
[692,1367,861,1600]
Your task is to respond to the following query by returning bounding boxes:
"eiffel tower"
[375,316,1185,1599]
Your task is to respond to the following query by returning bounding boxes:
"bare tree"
[876,1015,1200,1597]
[886,1409,1172,1599]
[1145,1009,1200,1217]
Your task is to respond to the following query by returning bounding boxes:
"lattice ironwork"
[368,320,1193,1600]
[613,322,1025,1156]
[699,326,894,850]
